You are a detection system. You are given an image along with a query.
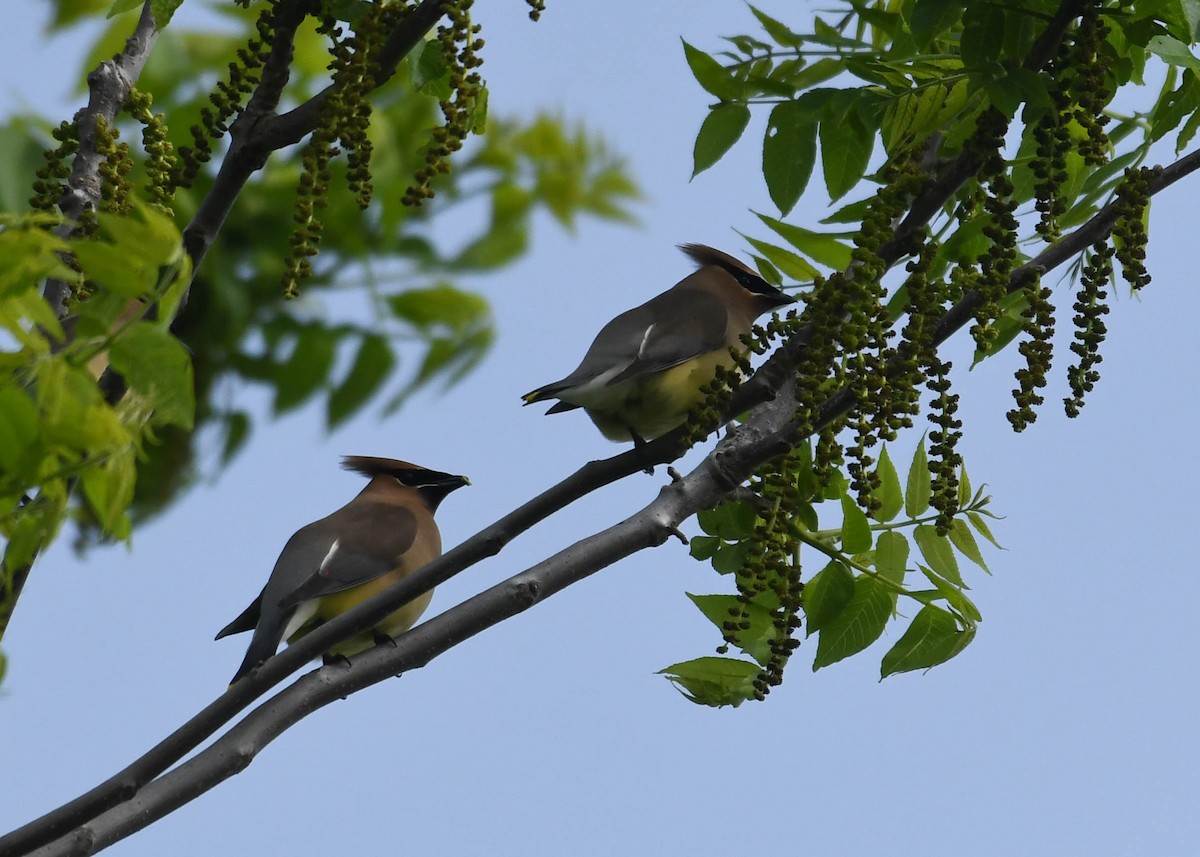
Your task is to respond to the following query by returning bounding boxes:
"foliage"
[666,441,996,706]
[666,0,1195,703]
[0,0,636,643]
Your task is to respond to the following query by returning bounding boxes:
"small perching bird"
[521,244,796,442]
[216,456,469,684]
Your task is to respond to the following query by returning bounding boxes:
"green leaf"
[881,79,969,153]
[689,535,721,561]
[270,327,338,415]
[906,442,931,517]
[1148,35,1200,73]
[687,593,777,667]
[957,463,973,509]
[750,5,802,48]
[803,559,855,636]
[918,566,982,622]
[871,446,903,522]
[874,531,909,587]
[712,541,752,575]
[913,524,964,587]
[820,105,875,200]
[948,518,990,573]
[0,226,78,298]
[659,656,760,707]
[967,511,1003,549]
[220,411,251,464]
[840,494,872,553]
[326,334,395,429]
[1185,0,1200,41]
[754,213,853,270]
[880,605,975,678]
[909,0,965,49]
[812,576,892,670]
[387,284,490,333]
[693,103,751,177]
[80,448,136,536]
[763,101,817,215]
[697,501,757,540]
[69,240,156,298]
[0,388,40,478]
[960,4,1004,70]
[106,0,141,18]
[739,234,819,280]
[681,40,747,101]
[107,322,195,429]
[149,0,182,27]
[409,38,452,98]
[96,206,183,269]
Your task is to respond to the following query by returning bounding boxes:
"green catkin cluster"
[968,110,1018,355]
[93,116,133,216]
[729,453,805,701]
[327,3,390,210]
[1006,273,1055,432]
[524,0,545,21]
[893,232,938,415]
[679,311,802,448]
[1031,76,1072,242]
[173,4,272,190]
[124,88,176,211]
[925,357,962,532]
[1066,6,1112,165]
[1112,166,1154,290]
[29,121,79,212]
[841,154,925,511]
[1064,240,1112,417]
[403,0,486,206]
[1030,6,1112,242]
[282,3,391,297]
[283,124,335,299]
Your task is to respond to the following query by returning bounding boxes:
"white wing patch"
[636,323,656,359]
[319,538,340,575]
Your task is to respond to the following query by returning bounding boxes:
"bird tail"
[521,383,561,405]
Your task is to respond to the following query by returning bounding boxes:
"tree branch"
[2,1,162,645]
[15,141,1198,855]
[43,1,161,319]
[180,0,457,277]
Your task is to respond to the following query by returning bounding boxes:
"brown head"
[342,456,470,511]
[677,243,796,322]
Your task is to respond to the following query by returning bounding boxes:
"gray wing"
[223,504,416,683]
[528,288,729,397]
[604,288,729,385]
[275,504,418,609]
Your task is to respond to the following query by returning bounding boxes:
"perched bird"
[216,456,469,684]
[522,244,796,442]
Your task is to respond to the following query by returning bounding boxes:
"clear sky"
[3,2,1199,856]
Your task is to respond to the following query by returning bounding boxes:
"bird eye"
[734,269,774,295]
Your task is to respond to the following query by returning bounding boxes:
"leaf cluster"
[665,441,997,706]
[1,1,638,564]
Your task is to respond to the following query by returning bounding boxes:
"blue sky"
[3,2,1199,855]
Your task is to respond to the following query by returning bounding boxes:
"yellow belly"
[288,571,435,657]
[587,349,735,441]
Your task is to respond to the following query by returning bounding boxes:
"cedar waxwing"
[521,244,796,442]
[216,456,469,684]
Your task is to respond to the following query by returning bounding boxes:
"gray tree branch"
[19,139,1200,857]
